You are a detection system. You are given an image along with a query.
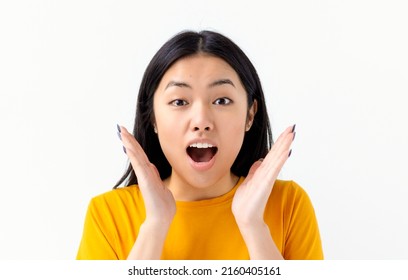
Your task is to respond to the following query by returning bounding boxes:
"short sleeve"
[76,198,119,260]
[283,181,324,260]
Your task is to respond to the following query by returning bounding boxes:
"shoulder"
[87,185,143,213]
[272,179,309,201]
[268,179,315,215]
[271,180,323,259]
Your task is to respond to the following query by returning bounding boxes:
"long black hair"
[114,30,273,188]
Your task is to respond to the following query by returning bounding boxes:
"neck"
[164,171,239,201]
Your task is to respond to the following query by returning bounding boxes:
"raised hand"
[231,124,296,259]
[118,125,176,225]
[117,125,176,259]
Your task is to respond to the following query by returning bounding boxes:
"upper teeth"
[189,143,214,148]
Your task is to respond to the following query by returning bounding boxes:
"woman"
[77,30,323,260]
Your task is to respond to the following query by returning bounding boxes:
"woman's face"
[153,54,256,196]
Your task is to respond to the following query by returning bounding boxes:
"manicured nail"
[123,146,127,154]
[293,132,296,141]
[117,124,121,133]
[117,131,122,141]
[291,124,296,133]
[288,149,292,157]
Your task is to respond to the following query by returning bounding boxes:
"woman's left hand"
[232,124,296,228]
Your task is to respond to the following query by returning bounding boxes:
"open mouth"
[187,143,218,163]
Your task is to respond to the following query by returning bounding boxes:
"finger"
[264,134,292,168]
[270,125,295,152]
[273,125,295,145]
[259,128,295,183]
[118,126,154,181]
[264,127,294,166]
[268,147,293,178]
[119,126,148,162]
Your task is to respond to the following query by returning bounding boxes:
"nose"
[191,102,214,132]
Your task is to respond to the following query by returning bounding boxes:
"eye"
[170,99,189,107]
[213,97,232,105]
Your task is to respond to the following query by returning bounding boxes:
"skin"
[118,54,295,259]
[155,54,255,201]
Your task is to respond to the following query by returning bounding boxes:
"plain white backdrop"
[1,0,407,259]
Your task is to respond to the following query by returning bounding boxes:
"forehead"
[160,54,240,82]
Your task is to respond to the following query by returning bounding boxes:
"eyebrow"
[165,79,236,90]
[208,79,236,88]
[165,81,191,90]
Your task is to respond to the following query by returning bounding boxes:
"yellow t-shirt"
[76,178,323,260]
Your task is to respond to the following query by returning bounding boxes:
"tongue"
[188,147,215,162]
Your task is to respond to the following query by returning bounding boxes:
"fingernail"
[288,149,292,157]
[291,124,296,133]
[117,124,121,133]
[293,132,296,141]
[123,146,127,154]
[117,131,122,141]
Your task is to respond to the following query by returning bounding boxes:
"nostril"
[193,126,210,131]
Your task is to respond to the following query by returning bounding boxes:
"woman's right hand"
[118,125,176,259]
[118,125,176,227]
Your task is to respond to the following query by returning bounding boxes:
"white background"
[1,0,407,259]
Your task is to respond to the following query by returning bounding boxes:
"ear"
[152,122,158,134]
[246,99,258,131]
[151,116,158,134]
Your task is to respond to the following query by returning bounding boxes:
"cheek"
[156,116,181,146]
[154,113,186,163]
[222,107,248,132]
[153,99,174,132]
[220,116,247,154]
[156,129,180,170]
[227,121,246,137]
